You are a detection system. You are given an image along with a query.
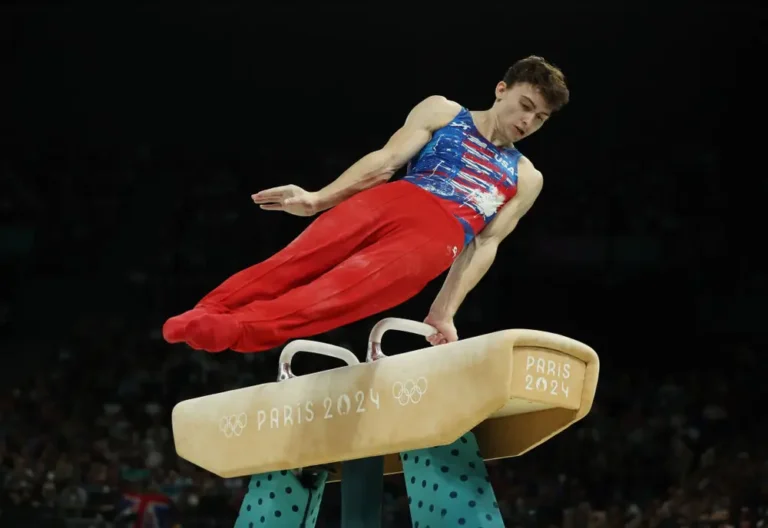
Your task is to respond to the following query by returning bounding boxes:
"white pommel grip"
[278,340,359,381]
[366,317,438,362]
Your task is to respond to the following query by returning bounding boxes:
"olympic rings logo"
[392,378,428,406]
[219,413,248,438]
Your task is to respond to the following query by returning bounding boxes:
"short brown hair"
[503,56,569,112]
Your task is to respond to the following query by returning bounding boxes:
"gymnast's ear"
[495,81,510,101]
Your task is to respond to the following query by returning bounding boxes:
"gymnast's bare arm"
[425,157,544,345]
[251,96,462,216]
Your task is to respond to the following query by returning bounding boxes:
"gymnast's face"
[493,82,551,143]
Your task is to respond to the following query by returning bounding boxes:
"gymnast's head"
[492,55,569,143]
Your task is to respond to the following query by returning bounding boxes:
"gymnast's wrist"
[312,190,342,213]
[310,191,332,213]
[427,306,454,321]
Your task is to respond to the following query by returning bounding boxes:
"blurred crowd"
[1,149,764,528]
[0,310,765,528]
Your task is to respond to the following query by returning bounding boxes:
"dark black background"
[2,5,763,363]
[1,4,765,527]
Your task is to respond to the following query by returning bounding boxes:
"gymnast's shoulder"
[405,96,463,130]
[517,155,543,183]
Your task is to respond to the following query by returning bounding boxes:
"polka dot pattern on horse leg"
[400,433,503,527]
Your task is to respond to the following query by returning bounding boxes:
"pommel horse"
[172,318,600,527]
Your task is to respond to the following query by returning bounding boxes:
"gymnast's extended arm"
[428,158,544,322]
[311,96,462,212]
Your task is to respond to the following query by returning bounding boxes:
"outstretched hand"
[251,185,320,217]
[423,312,458,346]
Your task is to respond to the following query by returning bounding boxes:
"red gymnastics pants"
[162,181,465,353]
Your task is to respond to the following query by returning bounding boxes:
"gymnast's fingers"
[427,333,443,345]
[252,187,291,202]
[252,193,284,203]
[259,203,284,211]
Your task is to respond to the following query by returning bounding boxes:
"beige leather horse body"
[172,318,599,482]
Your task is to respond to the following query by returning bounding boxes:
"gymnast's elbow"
[473,231,503,252]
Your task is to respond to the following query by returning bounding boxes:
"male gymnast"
[163,55,569,353]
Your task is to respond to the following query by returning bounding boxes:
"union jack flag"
[117,492,173,528]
